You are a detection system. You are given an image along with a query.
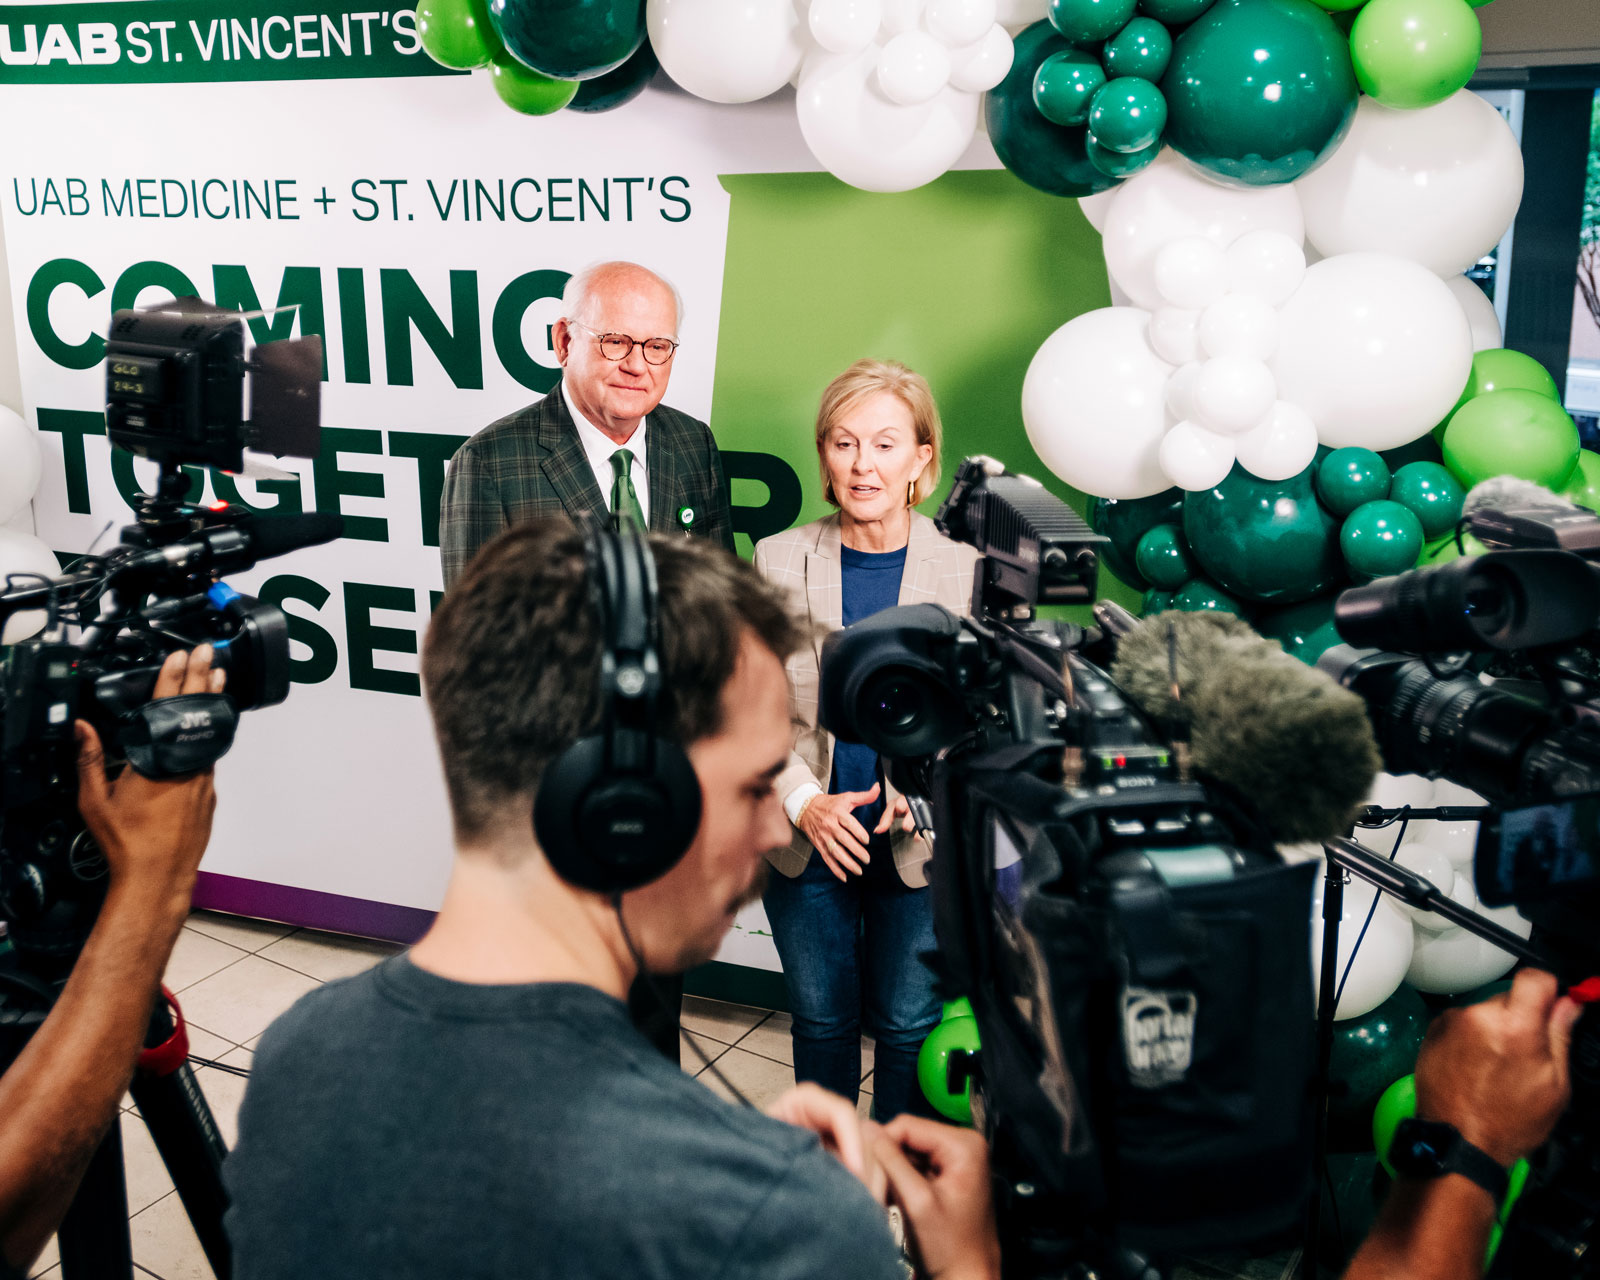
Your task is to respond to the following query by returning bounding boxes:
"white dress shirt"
[561,380,650,527]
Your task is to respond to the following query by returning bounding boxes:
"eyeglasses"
[569,321,679,366]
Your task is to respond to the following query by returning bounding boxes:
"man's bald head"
[561,261,682,339]
[553,261,684,441]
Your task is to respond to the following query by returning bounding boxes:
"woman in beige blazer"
[753,359,978,1121]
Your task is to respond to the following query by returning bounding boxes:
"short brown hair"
[815,359,944,507]
[423,520,802,843]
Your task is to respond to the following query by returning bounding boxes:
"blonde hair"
[814,359,944,508]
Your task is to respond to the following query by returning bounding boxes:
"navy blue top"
[830,545,908,885]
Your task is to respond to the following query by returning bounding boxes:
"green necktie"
[609,448,645,533]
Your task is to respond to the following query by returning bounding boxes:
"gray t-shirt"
[224,957,902,1280]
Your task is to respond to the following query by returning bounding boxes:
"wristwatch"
[1390,1118,1509,1202]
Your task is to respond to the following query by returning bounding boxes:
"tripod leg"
[1301,864,1348,1280]
[56,1120,133,1280]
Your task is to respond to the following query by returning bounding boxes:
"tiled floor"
[28,910,866,1280]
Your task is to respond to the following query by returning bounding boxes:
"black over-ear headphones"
[534,520,703,894]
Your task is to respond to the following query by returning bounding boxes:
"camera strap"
[119,694,238,778]
[1111,876,1189,988]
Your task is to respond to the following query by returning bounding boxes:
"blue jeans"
[762,853,941,1121]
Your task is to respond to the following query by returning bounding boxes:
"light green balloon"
[489,50,579,114]
[1351,0,1482,110]
[1441,388,1580,489]
[418,0,501,68]
[1421,530,1487,564]
[1456,347,1562,409]
[1563,450,1600,513]
[1372,1073,1416,1178]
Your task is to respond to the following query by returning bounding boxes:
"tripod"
[1297,814,1553,1279]
[0,949,232,1279]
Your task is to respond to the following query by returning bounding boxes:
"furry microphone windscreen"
[1112,611,1382,845]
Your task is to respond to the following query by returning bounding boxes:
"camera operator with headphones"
[0,648,221,1279]
[223,520,1000,1280]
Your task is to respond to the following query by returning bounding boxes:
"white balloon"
[946,23,1012,91]
[1153,236,1228,311]
[1368,772,1435,812]
[1272,253,1473,451]
[0,407,42,525]
[1166,360,1202,421]
[647,0,807,103]
[809,0,883,53]
[0,528,60,644]
[882,0,927,33]
[1079,186,1116,234]
[1406,906,1530,994]
[1394,843,1467,930]
[1296,91,1525,280]
[1430,779,1488,808]
[877,30,951,104]
[1426,820,1480,867]
[1445,275,1503,353]
[1102,149,1305,311]
[925,0,995,45]
[1023,307,1175,500]
[1225,230,1306,307]
[1192,356,1276,436]
[995,0,1046,24]
[796,43,981,192]
[1148,307,1201,366]
[1160,421,1236,491]
[1199,293,1279,362]
[1233,401,1318,481]
[1311,873,1414,1020]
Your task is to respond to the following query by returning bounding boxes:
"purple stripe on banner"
[193,871,435,945]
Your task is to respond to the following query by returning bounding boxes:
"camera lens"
[869,675,925,736]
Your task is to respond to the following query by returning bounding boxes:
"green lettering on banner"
[388,431,467,548]
[27,258,105,370]
[380,268,482,391]
[258,574,338,684]
[109,259,198,313]
[344,581,419,696]
[0,3,461,85]
[211,468,304,513]
[491,268,567,394]
[35,407,104,511]
[313,426,387,542]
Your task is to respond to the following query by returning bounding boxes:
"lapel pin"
[676,504,697,533]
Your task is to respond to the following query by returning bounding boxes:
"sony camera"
[820,458,1318,1277]
[0,298,335,972]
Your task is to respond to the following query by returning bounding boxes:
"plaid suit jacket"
[438,388,735,587]
[752,511,980,887]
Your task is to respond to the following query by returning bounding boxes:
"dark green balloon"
[1088,134,1162,176]
[418,0,502,69]
[1183,463,1344,604]
[1033,48,1107,126]
[1088,487,1185,590]
[1341,500,1425,578]
[488,0,645,80]
[1049,0,1139,43]
[1160,0,1359,187]
[1142,588,1177,614]
[1135,522,1194,588]
[988,22,1124,197]
[1139,0,1218,21]
[1388,462,1465,540]
[1173,578,1247,614]
[1317,448,1391,518]
[1087,76,1168,152]
[1327,985,1430,1151]
[1379,432,1444,473]
[1104,16,1174,79]
[567,37,657,110]
[1253,593,1342,665]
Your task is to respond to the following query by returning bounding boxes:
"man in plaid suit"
[439,260,734,588]
[439,261,734,1064]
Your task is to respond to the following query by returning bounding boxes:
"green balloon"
[1327,986,1430,1149]
[1456,347,1562,408]
[1254,593,1342,665]
[1089,488,1184,589]
[1421,529,1487,564]
[1351,0,1481,109]
[1172,578,1247,614]
[1380,432,1444,472]
[567,38,657,111]
[1160,0,1359,187]
[1142,587,1177,614]
[1033,48,1108,126]
[1317,448,1392,518]
[1312,0,1370,9]
[1088,77,1168,152]
[1049,0,1140,43]
[1388,462,1465,540]
[917,1003,981,1124]
[1138,0,1217,21]
[1103,17,1174,80]
[1184,463,1344,603]
[1442,389,1581,489]
[1372,1073,1417,1177]
[988,23,1124,197]
[1135,522,1194,588]
[488,0,645,80]
[489,51,580,113]
[1088,134,1163,177]
[1342,500,1425,578]
[1562,450,1600,512]
[418,0,501,68]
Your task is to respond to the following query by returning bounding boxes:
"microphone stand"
[1299,816,1553,1280]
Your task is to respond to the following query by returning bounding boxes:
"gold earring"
[906,480,916,507]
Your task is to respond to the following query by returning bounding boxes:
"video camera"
[820,458,1318,1278]
[0,298,337,972]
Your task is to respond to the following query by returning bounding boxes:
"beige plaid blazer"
[753,512,980,887]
